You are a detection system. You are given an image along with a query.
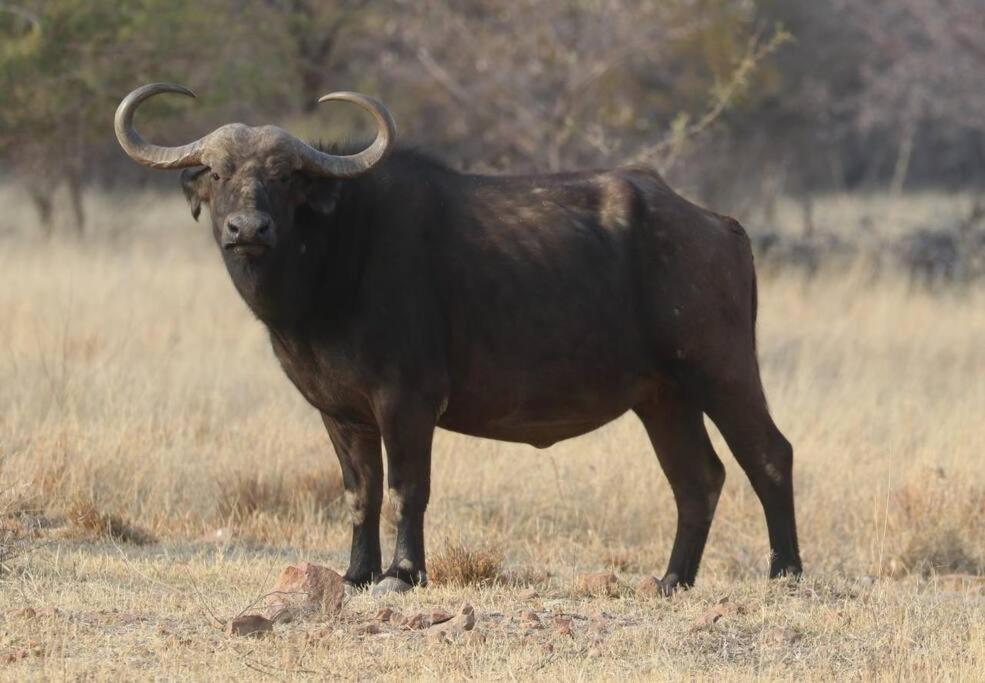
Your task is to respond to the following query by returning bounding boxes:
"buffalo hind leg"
[705,377,802,578]
[322,415,383,589]
[635,392,726,594]
[374,402,435,595]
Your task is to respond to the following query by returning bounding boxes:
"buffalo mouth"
[224,242,270,258]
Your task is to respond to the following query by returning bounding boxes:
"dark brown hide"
[119,88,801,594]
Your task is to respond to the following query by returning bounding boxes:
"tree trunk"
[67,173,86,236]
[29,188,54,240]
[889,118,916,198]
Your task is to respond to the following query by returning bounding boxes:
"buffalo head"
[114,83,395,310]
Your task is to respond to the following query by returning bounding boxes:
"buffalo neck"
[249,180,374,335]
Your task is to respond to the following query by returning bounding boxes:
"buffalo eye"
[211,172,221,181]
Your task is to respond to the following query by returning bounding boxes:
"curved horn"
[296,92,396,178]
[114,83,207,169]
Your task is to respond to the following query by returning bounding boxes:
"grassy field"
[1,189,983,679]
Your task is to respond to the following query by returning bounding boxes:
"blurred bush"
[0,0,982,237]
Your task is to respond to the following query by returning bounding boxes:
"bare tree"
[838,0,985,195]
[361,1,782,174]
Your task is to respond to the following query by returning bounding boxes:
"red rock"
[427,602,476,641]
[228,614,273,637]
[264,562,345,623]
[429,608,452,625]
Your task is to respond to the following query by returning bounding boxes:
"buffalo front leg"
[322,415,383,589]
[373,402,435,595]
[635,391,726,595]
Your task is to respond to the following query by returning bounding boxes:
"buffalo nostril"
[256,220,270,237]
[226,221,240,236]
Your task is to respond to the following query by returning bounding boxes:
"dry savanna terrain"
[1,187,983,679]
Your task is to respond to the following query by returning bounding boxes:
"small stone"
[11,607,37,620]
[427,602,476,641]
[520,609,542,627]
[575,572,620,597]
[228,614,273,638]
[375,607,395,622]
[519,587,540,600]
[429,608,452,625]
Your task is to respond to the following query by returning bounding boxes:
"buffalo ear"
[180,166,210,221]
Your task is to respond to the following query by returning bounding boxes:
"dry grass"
[428,539,505,587]
[65,497,156,546]
[0,187,983,679]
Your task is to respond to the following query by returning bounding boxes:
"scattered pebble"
[427,602,476,641]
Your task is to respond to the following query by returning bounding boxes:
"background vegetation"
[2,1,983,233]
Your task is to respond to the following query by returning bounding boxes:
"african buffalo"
[115,83,802,595]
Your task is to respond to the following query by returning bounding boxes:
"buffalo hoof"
[371,576,414,596]
[658,573,687,597]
